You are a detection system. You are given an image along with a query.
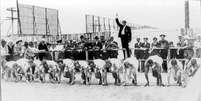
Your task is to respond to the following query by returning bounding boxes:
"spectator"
[142,37,150,59]
[158,34,169,72]
[71,40,80,60]
[77,35,87,60]
[24,42,36,60]
[7,41,15,55]
[1,39,8,60]
[150,37,160,56]
[168,41,177,59]
[158,34,169,49]
[176,36,187,59]
[64,41,73,59]
[115,13,132,58]
[38,39,48,61]
[78,35,86,49]
[7,41,15,61]
[85,38,94,60]
[177,36,186,47]
[141,37,150,72]
[134,38,142,59]
[15,40,23,56]
[151,37,159,48]
[194,36,201,58]
[169,42,174,47]
[105,37,118,58]
[158,34,169,58]
[54,40,64,51]
[93,36,103,59]
[100,36,105,44]
[54,40,64,60]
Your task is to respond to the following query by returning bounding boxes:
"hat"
[122,20,127,23]
[95,36,99,40]
[57,40,62,43]
[16,40,22,44]
[143,37,148,40]
[29,42,34,47]
[80,35,84,39]
[41,38,46,42]
[153,37,157,40]
[160,34,166,37]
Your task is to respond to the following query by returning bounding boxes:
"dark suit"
[141,42,150,59]
[134,42,143,59]
[116,18,132,58]
[105,41,119,59]
[141,42,150,72]
[158,40,169,59]
[38,42,49,61]
[93,41,103,59]
[151,42,160,56]
[158,39,169,72]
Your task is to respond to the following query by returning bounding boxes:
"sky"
[1,0,201,37]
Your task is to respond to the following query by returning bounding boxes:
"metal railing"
[36,48,127,61]
[130,47,199,72]
[35,47,200,72]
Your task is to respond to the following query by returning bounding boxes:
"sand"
[2,73,187,101]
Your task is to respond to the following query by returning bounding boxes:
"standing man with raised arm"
[115,13,132,58]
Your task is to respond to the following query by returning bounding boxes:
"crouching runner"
[62,59,76,85]
[122,56,139,86]
[167,59,183,86]
[144,55,164,86]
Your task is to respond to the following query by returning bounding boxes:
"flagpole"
[16,0,22,36]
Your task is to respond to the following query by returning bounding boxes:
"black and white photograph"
[1,0,201,101]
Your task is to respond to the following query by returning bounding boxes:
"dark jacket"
[93,41,103,50]
[151,42,160,48]
[142,42,150,49]
[158,40,169,49]
[38,42,48,51]
[134,42,142,48]
[7,45,15,55]
[115,18,132,42]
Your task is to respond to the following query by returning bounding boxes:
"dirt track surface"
[2,73,184,101]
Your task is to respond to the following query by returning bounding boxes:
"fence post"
[139,60,142,72]
[85,50,89,61]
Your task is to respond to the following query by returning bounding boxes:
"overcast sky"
[1,0,201,36]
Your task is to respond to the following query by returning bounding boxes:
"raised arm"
[115,13,123,27]
[115,18,123,27]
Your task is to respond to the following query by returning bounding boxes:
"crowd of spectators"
[133,34,188,59]
[1,34,201,72]
[0,35,119,61]
[133,34,189,72]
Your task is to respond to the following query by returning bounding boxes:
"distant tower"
[185,0,190,34]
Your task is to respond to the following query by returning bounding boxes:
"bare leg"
[112,72,118,85]
[144,67,149,86]
[132,73,137,86]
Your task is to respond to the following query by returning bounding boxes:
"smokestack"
[185,0,190,33]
